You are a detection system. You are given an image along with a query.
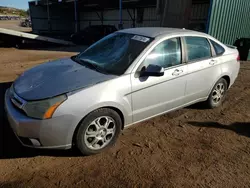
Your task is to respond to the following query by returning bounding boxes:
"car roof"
[119,27,206,38]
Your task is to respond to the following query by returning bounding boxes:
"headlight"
[23,95,67,119]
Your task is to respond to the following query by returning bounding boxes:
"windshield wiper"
[82,60,100,71]
[76,57,109,74]
[72,55,111,75]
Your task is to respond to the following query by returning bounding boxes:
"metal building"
[29,0,250,44]
[208,0,250,44]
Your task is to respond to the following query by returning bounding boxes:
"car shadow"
[188,121,250,138]
[0,82,81,159]
[185,102,208,110]
[0,180,26,188]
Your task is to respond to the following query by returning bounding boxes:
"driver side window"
[143,38,181,69]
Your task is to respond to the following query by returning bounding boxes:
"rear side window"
[210,40,225,55]
[184,37,212,62]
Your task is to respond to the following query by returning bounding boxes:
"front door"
[131,37,188,123]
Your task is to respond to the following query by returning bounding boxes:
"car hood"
[14,57,117,101]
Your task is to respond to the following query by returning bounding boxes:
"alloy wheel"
[84,116,116,150]
[212,83,225,104]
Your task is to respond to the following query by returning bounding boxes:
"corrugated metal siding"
[161,0,192,28]
[188,3,210,32]
[80,9,135,29]
[30,3,75,34]
[190,3,210,22]
[208,0,250,44]
[80,7,160,29]
[136,7,161,27]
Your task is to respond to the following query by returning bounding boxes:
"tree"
[26,9,30,17]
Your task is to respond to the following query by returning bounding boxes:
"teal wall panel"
[208,0,250,44]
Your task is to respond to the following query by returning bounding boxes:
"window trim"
[136,37,185,72]
[182,36,213,64]
[180,37,187,63]
[207,39,216,57]
[209,39,225,57]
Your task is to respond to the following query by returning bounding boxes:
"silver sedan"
[5,28,240,155]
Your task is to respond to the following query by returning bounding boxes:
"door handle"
[172,69,183,76]
[209,60,217,65]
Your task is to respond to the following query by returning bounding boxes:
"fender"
[207,73,231,97]
[65,100,132,146]
[78,101,132,126]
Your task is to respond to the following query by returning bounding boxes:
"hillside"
[0,6,27,17]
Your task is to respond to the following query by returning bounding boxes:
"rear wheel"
[206,78,228,109]
[76,108,122,155]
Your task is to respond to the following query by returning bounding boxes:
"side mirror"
[140,64,164,77]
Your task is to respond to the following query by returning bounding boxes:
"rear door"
[183,36,221,103]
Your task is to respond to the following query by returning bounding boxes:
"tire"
[206,78,228,109]
[76,108,122,156]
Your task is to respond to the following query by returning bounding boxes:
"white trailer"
[0,28,74,48]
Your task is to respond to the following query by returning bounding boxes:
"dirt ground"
[0,20,32,33]
[0,47,78,83]
[0,47,250,188]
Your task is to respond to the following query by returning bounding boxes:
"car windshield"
[77,32,153,75]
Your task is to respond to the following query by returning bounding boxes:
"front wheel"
[206,78,228,109]
[76,108,122,155]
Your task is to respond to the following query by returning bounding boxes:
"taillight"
[237,54,240,61]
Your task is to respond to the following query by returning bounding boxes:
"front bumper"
[4,89,76,149]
